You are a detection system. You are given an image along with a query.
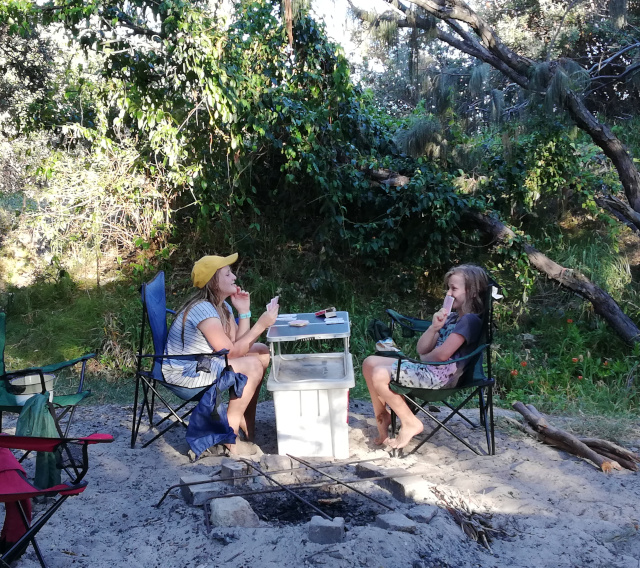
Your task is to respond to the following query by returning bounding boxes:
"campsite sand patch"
[4,400,640,568]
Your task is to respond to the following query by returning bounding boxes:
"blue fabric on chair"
[186,367,248,458]
[143,272,171,383]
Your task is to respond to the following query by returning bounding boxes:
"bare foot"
[387,418,424,450]
[225,440,260,456]
[238,417,255,442]
[373,410,392,445]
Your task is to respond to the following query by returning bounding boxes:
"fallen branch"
[512,402,624,472]
[432,487,507,551]
[465,210,640,344]
[579,438,640,462]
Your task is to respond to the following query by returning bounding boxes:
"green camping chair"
[382,275,500,456]
[0,311,94,438]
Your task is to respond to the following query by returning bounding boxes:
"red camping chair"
[0,433,113,568]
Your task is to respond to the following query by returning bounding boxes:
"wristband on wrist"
[239,311,251,319]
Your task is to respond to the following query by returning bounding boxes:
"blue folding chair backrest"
[141,272,171,382]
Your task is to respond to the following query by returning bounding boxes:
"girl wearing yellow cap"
[163,253,279,449]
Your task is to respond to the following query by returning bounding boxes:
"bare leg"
[375,377,423,450]
[239,342,270,441]
[225,356,264,453]
[362,356,395,445]
[363,355,424,449]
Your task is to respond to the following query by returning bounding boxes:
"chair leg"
[488,387,495,455]
[441,400,477,428]
[148,390,156,427]
[131,378,151,449]
[405,393,485,456]
[131,378,196,448]
[475,386,495,456]
[131,375,142,448]
[478,387,487,428]
[5,496,72,568]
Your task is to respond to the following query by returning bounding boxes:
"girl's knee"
[362,356,376,376]
[372,366,392,387]
[230,356,263,380]
[250,342,270,355]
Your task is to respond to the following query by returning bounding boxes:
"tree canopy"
[2,0,640,343]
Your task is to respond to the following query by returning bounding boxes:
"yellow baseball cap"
[191,253,238,288]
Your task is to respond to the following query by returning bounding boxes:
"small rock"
[407,504,439,523]
[260,454,294,483]
[209,497,260,528]
[221,459,248,486]
[308,516,345,544]
[375,513,418,533]
[179,475,219,506]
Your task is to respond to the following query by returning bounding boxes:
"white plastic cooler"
[266,312,354,459]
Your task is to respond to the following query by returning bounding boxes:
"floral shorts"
[390,361,458,389]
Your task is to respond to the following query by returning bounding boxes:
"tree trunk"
[564,92,640,212]
[464,210,640,344]
[370,0,640,223]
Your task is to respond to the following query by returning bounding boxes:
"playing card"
[443,295,454,314]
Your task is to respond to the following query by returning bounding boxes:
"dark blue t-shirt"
[435,312,483,370]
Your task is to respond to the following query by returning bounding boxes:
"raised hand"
[230,286,251,314]
[431,307,448,331]
[258,296,279,328]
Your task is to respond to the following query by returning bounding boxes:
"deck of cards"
[443,295,454,315]
[266,296,279,310]
[315,307,337,318]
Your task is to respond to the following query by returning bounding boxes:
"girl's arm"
[420,333,466,362]
[198,305,278,358]
[416,307,448,357]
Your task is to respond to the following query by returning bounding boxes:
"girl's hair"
[444,264,489,316]
[179,269,232,343]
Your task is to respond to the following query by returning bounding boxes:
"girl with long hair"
[362,265,489,450]
[163,253,279,451]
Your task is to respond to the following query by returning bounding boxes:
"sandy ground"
[4,399,640,568]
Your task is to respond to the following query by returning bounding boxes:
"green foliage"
[494,310,639,416]
[481,123,596,219]
[0,133,173,285]
[0,0,487,279]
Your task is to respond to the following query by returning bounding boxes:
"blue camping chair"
[0,311,94,438]
[130,271,229,448]
[382,275,499,456]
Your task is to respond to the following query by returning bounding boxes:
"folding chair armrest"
[3,354,96,379]
[386,309,431,334]
[395,342,488,368]
[166,308,176,315]
[137,349,229,362]
[0,433,113,453]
